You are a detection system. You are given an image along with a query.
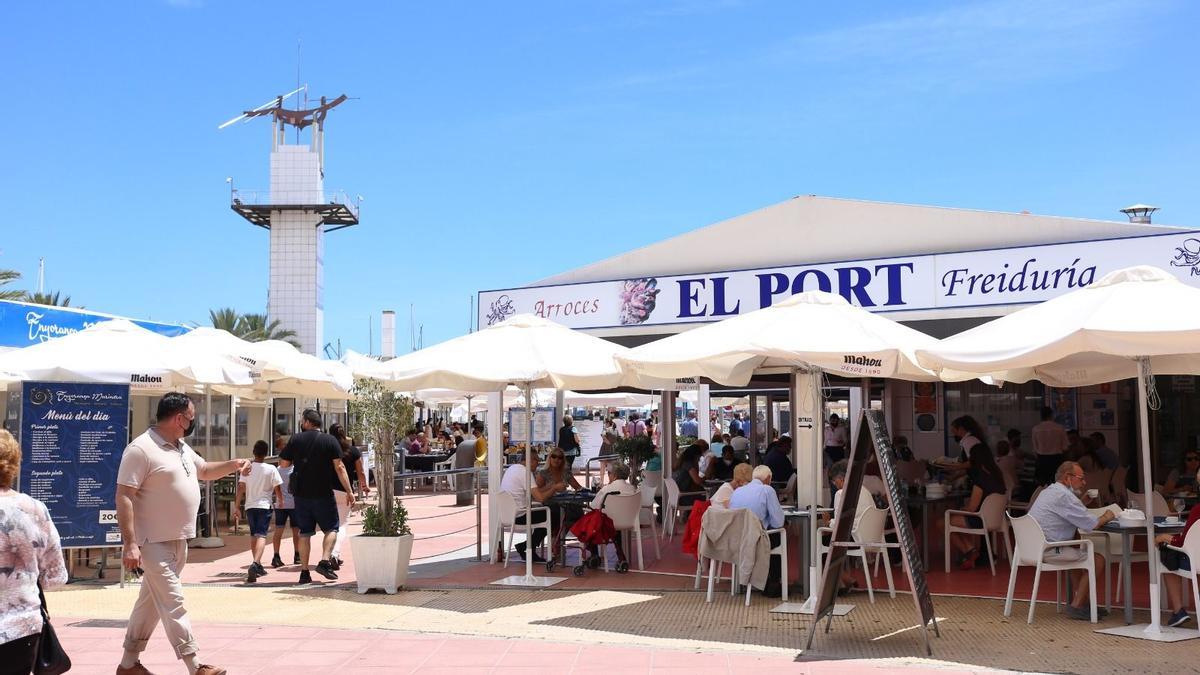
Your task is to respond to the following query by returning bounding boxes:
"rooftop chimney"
[1120,203,1159,224]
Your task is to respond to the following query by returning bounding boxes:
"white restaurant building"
[478,196,1200,481]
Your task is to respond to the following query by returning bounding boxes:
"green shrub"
[361,497,411,537]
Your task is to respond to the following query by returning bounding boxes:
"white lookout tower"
[226,90,359,355]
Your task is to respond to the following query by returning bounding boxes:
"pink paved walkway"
[55,618,983,674]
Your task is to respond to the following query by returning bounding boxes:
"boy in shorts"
[272,459,300,567]
[236,441,283,583]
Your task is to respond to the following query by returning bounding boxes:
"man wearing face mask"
[115,392,252,675]
[1027,461,1116,621]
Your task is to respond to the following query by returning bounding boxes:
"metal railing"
[583,453,621,487]
[393,466,487,561]
[231,188,360,217]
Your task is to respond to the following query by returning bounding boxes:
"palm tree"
[0,270,22,301]
[209,307,242,333]
[23,291,74,307]
[208,308,301,349]
[239,313,301,348]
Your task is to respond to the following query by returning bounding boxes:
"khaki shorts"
[1043,547,1087,563]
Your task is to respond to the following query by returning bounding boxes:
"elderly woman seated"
[586,463,635,568]
[710,462,753,509]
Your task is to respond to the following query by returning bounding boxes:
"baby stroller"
[569,492,627,575]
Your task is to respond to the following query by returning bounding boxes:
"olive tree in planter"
[349,377,415,594]
[613,435,657,485]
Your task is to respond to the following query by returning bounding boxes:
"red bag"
[570,508,616,546]
[682,499,711,558]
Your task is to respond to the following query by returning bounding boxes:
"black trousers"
[1036,454,1064,486]
[824,446,844,465]
[514,509,556,551]
[0,634,39,675]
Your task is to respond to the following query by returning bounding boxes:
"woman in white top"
[710,462,753,509]
[0,429,69,673]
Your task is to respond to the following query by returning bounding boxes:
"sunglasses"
[550,454,565,460]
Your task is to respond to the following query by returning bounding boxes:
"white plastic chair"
[603,491,647,571]
[1158,523,1200,635]
[747,523,788,605]
[862,475,887,498]
[493,491,551,567]
[1004,513,1097,624]
[433,457,454,492]
[817,505,897,604]
[944,493,1011,575]
[693,505,735,594]
[663,478,705,539]
[1129,490,1174,518]
[638,485,661,560]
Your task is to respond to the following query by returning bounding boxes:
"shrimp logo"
[485,294,516,326]
[619,278,661,325]
[1172,238,1200,276]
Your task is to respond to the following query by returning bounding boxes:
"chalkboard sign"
[806,409,939,655]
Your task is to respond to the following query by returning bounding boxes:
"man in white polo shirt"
[115,393,251,675]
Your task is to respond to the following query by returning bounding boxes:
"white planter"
[350,534,413,594]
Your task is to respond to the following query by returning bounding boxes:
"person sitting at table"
[729,465,785,598]
[587,463,634,567]
[1028,461,1117,620]
[948,444,1008,570]
[1089,432,1120,472]
[762,437,795,482]
[1163,451,1200,496]
[828,459,875,593]
[536,448,583,495]
[500,452,563,563]
[1156,487,1200,628]
[403,429,423,454]
[704,445,742,482]
[674,442,706,493]
[711,462,753,509]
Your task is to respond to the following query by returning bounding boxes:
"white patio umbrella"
[0,319,251,389]
[363,313,665,585]
[618,291,958,612]
[915,265,1200,638]
[175,328,353,400]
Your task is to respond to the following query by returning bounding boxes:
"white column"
[848,383,865,448]
[555,389,566,440]
[486,390,504,553]
[697,383,711,442]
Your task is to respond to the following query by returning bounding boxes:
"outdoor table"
[543,489,597,572]
[782,507,812,597]
[919,491,969,572]
[405,452,452,473]
[1099,517,1185,624]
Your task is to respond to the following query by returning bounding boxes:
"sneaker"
[315,560,339,580]
[270,553,284,569]
[294,552,301,565]
[252,562,268,576]
[1168,609,1191,628]
[328,557,341,571]
[115,661,157,675]
[194,665,227,675]
[298,570,313,584]
[1065,605,1106,621]
[246,565,261,584]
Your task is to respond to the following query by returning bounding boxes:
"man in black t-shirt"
[280,409,354,584]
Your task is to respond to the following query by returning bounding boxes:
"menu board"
[575,419,606,462]
[19,382,129,548]
[807,409,938,656]
[508,407,556,443]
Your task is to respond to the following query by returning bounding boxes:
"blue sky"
[3,0,1197,354]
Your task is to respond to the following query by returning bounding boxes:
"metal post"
[1136,358,1163,633]
[475,466,483,561]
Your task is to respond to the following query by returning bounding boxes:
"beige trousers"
[122,539,197,659]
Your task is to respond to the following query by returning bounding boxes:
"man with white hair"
[729,464,785,597]
[1028,461,1116,620]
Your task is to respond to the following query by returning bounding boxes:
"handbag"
[35,584,71,675]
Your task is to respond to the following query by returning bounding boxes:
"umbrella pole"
[195,385,224,548]
[1137,358,1163,634]
[525,382,536,582]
